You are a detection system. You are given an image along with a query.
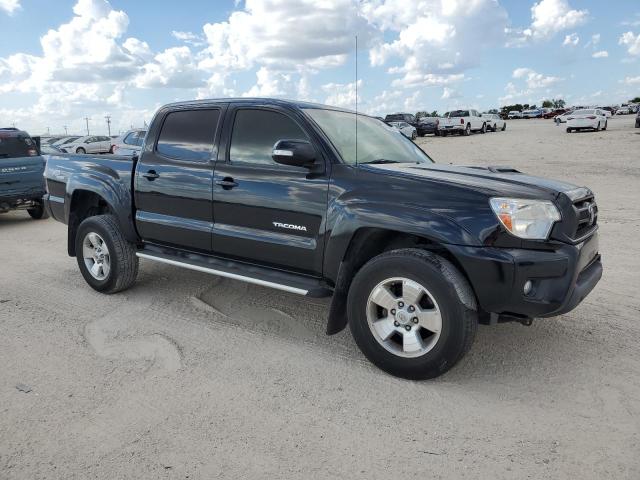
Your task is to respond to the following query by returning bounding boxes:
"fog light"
[523,280,533,295]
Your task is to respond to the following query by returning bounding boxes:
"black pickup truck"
[44,98,602,379]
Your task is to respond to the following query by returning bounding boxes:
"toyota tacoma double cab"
[43,99,602,379]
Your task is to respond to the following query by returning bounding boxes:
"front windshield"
[305,108,433,165]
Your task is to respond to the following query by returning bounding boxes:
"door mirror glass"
[272,139,316,168]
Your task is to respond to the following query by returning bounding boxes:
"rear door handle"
[142,170,159,180]
[216,177,238,190]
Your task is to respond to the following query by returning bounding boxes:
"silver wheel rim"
[366,277,443,358]
[82,232,111,280]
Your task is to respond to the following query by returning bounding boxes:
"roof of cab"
[161,97,358,115]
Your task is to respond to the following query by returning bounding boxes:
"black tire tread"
[76,214,138,294]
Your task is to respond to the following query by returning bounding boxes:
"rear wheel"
[464,124,471,136]
[75,214,139,294]
[347,249,478,380]
[27,201,48,220]
[502,123,506,131]
[603,121,608,131]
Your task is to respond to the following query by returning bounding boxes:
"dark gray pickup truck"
[43,98,602,379]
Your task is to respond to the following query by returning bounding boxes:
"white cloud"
[563,33,579,46]
[0,0,20,14]
[441,87,461,100]
[619,31,640,56]
[513,67,562,89]
[529,0,588,39]
[622,75,640,85]
[133,47,202,89]
[510,0,588,45]
[363,0,507,88]
[171,31,205,47]
[592,50,608,58]
[321,80,361,109]
[199,0,371,72]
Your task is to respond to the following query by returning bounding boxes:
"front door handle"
[216,177,238,190]
[142,170,159,180]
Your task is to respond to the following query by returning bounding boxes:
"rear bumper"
[439,125,464,131]
[447,232,602,319]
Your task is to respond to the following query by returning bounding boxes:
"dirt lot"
[1,117,639,479]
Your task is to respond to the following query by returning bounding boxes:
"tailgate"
[0,156,45,198]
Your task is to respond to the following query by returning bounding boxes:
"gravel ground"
[1,117,639,479]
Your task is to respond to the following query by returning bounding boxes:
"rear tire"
[75,214,139,294]
[464,124,471,136]
[347,249,478,380]
[502,123,506,131]
[603,121,608,131]
[27,202,48,220]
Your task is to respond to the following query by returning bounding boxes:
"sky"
[0,0,639,135]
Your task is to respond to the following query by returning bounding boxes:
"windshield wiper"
[360,159,401,164]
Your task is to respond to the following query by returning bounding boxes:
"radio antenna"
[355,34,358,166]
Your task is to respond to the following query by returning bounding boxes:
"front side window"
[229,109,308,166]
[305,108,433,166]
[157,109,220,162]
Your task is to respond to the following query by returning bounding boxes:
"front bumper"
[447,232,602,318]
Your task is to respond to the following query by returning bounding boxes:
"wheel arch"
[65,177,137,256]
[325,224,479,335]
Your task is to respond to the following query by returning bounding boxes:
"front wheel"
[76,147,86,154]
[347,249,478,380]
[411,131,417,140]
[463,124,471,136]
[566,127,572,133]
[75,214,139,294]
[603,121,607,131]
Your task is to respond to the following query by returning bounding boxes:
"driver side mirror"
[272,139,316,168]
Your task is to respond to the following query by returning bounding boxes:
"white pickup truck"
[438,109,487,136]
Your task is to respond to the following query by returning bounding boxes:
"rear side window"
[123,132,137,145]
[157,109,219,161]
[0,133,38,159]
[229,109,308,166]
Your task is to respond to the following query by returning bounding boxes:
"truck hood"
[363,162,581,200]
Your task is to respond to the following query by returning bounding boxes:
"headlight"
[489,198,560,240]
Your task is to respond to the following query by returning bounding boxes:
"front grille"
[573,195,598,239]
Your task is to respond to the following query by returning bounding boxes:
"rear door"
[211,105,329,275]
[134,106,225,252]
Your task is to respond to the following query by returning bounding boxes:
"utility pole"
[63,125,68,135]
[105,115,112,136]
[84,117,90,135]
[47,127,50,135]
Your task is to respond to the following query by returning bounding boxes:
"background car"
[60,135,112,154]
[387,121,417,140]
[481,113,506,132]
[616,107,631,115]
[112,129,146,156]
[636,110,640,128]
[566,109,608,133]
[0,127,48,219]
[384,112,430,136]
[554,111,574,123]
[522,109,542,118]
[40,143,64,155]
[52,136,80,148]
[543,108,566,119]
[507,110,522,119]
[415,116,439,136]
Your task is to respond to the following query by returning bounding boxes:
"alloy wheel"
[366,277,442,358]
[82,232,111,280]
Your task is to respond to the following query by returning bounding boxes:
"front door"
[212,105,329,275]
[134,106,224,252]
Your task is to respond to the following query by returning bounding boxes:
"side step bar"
[136,247,332,298]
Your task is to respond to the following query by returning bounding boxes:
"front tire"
[347,249,478,380]
[502,123,506,131]
[566,127,572,133]
[76,147,86,154]
[75,214,139,294]
[603,121,608,131]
